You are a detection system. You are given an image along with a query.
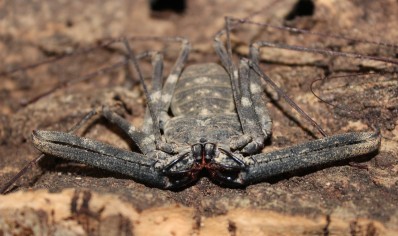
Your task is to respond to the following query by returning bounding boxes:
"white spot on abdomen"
[241,97,252,107]
[250,83,262,94]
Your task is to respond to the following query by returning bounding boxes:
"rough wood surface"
[0,189,396,235]
[0,0,397,235]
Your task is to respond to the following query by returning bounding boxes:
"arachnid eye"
[204,143,216,160]
[192,144,202,161]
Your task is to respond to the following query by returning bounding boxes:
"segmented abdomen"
[171,63,235,116]
[164,114,242,144]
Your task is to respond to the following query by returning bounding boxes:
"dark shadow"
[46,160,135,179]
[149,0,186,14]
[285,0,315,21]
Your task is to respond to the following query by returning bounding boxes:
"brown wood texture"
[0,0,397,235]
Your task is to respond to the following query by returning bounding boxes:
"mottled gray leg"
[129,38,190,154]
[232,59,267,154]
[231,41,382,184]
[126,41,186,157]
[28,105,169,188]
[246,54,272,139]
[214,26,268,155]
[32,130,170,188]
[242,131,381,184]
[142,52,164,134]
[158,37,191,127]
[249,42,327,136]
[101,106,155,154]
[139,51,179,154]
[119,36,190,126]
